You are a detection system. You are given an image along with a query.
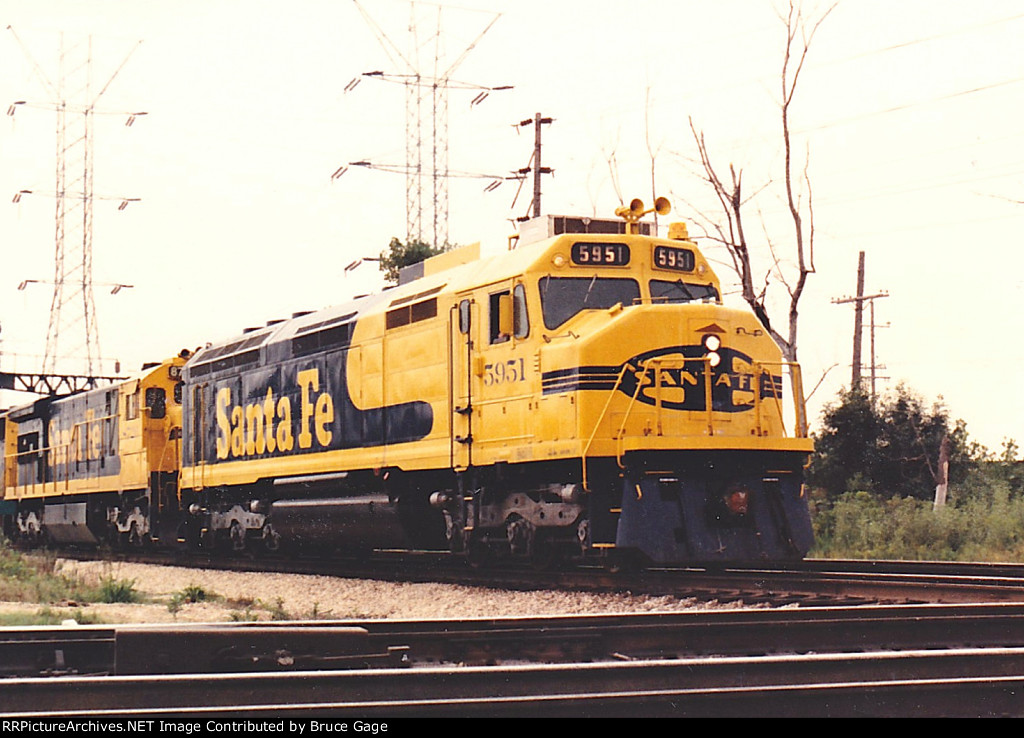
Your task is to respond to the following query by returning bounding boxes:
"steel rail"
[6,647,1024,717]
[8,603,1024,676]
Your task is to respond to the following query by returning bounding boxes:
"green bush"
[811,478,1024,562]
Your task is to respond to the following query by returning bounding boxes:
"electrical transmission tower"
[340,1,509,247]
[7,27,142,377]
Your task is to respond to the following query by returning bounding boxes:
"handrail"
[580,363,634,492]
[613,360,658,468]
[613,356,715,465]
[581,357,810,490]
[750,360,809,438]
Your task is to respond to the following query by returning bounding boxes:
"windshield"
[650,279,719,304]
[539,276,640,330]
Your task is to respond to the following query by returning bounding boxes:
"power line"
[814,10,1024,68]
[590,9,1024,139]
[794,75,1024,136]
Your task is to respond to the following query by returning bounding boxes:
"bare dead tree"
[688,1,836,362]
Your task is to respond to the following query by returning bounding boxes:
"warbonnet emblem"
[616,345,783,413]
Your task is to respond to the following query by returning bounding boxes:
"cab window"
[489,284,530,343]
[539,276,640,330]
[146,387,167,420]
[489,291,512,344]
[513,284,529,339]
[650,279,719,304]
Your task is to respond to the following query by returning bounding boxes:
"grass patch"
[305,602,334,620]
[168,584,216,615]
[179,584,212,603]
[222,595,292,622]
[0,542,149,609]
[94,576,140,604]
[0,606,104,626]
[0,545,91,604]
[810,483,1024,561]
[268,597,290,621]
[229,607,260,622]
[0,545,35,580]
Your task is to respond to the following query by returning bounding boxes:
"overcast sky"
[1,0,1022,452]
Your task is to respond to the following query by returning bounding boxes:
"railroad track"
[6,603,1024,716]
[50,547,1024,606]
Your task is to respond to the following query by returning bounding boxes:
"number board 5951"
[571,242,630,267]
[653,245,695,272]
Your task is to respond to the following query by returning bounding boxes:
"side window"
[146,387,167,420]
[192,385,205,462]
[489,291,512,344]
[105,390,118,457]
[125,389,140,421]
[513,283,529,339]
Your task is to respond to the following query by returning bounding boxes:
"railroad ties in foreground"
[6,604,1024,717]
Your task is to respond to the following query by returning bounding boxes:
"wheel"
[505,515,533,557]
[261,523,281,553]
[229,521,247,553]
[128,522,145,549]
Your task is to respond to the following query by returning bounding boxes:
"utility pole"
[832,251,889,398]
[867,297,890,402]
[852,251,865,389]
[515,112,553,218]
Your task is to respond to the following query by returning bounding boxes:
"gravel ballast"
[1,559,736,624]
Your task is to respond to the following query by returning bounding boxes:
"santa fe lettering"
[215,367,335,460]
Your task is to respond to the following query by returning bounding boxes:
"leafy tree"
[873,387,974,499]
[379,238,448,284]
[809,384,977,500]
[808,387,881,495]
[963,438,1023,498]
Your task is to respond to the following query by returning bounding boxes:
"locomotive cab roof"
[185,207,719,377]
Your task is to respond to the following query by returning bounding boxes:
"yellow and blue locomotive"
[1,356,186,546]
[174,199,813,565]
[2,200,814,566]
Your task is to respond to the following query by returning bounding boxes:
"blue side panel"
[184,347,434,466]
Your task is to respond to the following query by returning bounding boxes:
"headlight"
[703,334,721,367]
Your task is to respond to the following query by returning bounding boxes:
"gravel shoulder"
[0,559,733,625]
